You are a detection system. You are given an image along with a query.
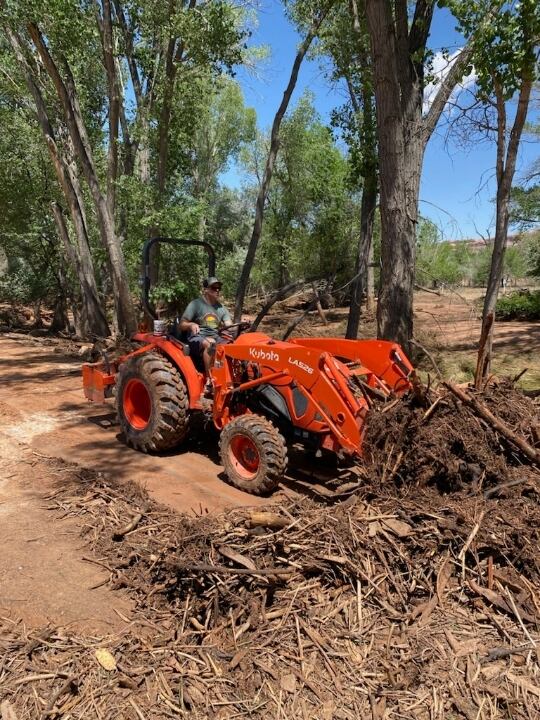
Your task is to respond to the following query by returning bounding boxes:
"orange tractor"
[83,238,414,495]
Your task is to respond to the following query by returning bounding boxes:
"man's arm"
[179,301,200,336]
[220,306,232,328]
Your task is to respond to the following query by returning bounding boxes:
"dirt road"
[0,333,263,514]
[0,333,264,630]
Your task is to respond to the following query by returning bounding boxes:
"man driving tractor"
[179,276,233,382]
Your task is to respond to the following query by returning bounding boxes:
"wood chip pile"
[1,382,540,719]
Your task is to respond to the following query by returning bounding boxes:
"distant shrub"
[496,289,540,320]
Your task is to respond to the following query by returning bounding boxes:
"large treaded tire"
[219,415,287,495]
[116,352,189,452]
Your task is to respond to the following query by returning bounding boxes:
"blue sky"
[226,1,538,241]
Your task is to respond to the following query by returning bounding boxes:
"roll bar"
[141,237,216,320]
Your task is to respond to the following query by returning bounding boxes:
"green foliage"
[448,0,540,100]
[1,0,256,319]
[496,289,540,320]
[524,230,540,277]
[0,100,64,306]
[414,221,532,288]
[510,123,539,231]
[511,184,540,228]
[190,77,256,199]
[415,219,463,286]
[248,94,355,290]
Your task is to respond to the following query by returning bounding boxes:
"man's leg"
[202,338,215,375]
[187,335,207,374]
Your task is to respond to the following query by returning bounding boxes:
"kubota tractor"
[83,238,414,495]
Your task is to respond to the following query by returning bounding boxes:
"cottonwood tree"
[2,1,136,333]
[0,101,69,329]
[363,0,478,351]
[1,20,111,338]
[319,0,378,338]
[114,0,247,283]
[190,77,256,242]
[447,0,539,383]
[2,0,250,335]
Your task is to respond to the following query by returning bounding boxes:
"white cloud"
[423,49,477,115]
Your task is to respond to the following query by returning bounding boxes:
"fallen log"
[444,382,539,467]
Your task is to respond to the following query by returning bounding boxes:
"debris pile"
[364,379,539,493]
[1,381,539,718]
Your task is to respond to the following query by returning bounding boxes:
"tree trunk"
[4,26,109,339]
[99,0,120,220]
[364,0,474,351]
[51,202,110,339]
[346,176,377,338]
[50,263,70,334]
[366,238,375,312]
[345,0,378,338]
[478,77,533,381]
[233,6,333,322]
[28,23,136,336]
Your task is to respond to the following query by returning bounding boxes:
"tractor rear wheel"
[219,415,287,495]
[117,352,189,452]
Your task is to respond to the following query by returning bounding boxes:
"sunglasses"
[209,285,222,291]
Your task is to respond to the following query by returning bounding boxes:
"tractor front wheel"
[117,352,189,452]
[219,415,287,495]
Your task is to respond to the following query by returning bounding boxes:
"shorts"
[188,334,229,358]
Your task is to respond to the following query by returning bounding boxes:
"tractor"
[82,238,414,495]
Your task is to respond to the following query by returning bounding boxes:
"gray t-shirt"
[181,297,231,339]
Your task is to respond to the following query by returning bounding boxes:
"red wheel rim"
[229,434,260,479]
[123,378,151,430]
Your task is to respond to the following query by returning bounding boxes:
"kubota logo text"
[249,347,279,362]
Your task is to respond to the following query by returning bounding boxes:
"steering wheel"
[218,321,252,340]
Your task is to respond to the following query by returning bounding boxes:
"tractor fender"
[132,332,204,409]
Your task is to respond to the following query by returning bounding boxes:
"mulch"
[1,380,540,719]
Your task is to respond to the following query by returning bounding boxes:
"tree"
[363,0,475,351]
[449,0,539,383]
[0,101,78,329]
[233,0,335,321]
[320,0,378,338]
[254,94,352,290]
[3,27,109,337]
[510,121,540,229]
[1,0,251,336]
[190,77,256,241]
[114,0,247,283]
[525,231,540,277]
[415,219,463,287]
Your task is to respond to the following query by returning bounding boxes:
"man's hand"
[180,318,200,336]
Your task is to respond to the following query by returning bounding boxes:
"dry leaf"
[280,673,297,693]
[217,545,257,571]
[480,663,505,681]
[95,648,117,671]
[382,517,412,537]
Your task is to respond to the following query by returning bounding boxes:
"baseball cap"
[203,276,222,289]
